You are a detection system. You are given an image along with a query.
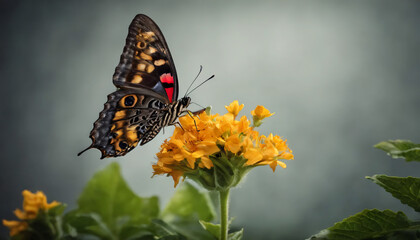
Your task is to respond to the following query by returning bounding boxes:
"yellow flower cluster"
[153,101,293,187]
[2,190,60,236]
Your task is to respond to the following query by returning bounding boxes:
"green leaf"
[150,219,187,239]
[157,236,187,240]
[199,219,235,239]
[228,229,243,240]
[116,219,190,240]
[163,218,215,240]
[367,175,420,212]
[162,182,215,222]
[118,224,154,240]
[160,182,216,240]
[48,203,67,216]
[309,209,411,240]
[375,140,420,162]
[74,162,159,238]
[199,220,220,238]
[63,211,114,239]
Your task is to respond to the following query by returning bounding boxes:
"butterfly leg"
[175,122,185,131]
[186,111,199,132]
[169,121,184,131]
[178,108,204,132]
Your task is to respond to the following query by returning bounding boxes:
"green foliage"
[62,162,159,239]
[63,162,218,240]
[162,183,216,240]
[375,140,420,162]
[200,220,220,239]
[199,220,243,240]
[162,182,215,222]
[76,162,159,227]
[309,139,420,239]
[228,229,243,240]
[309,209,413,240]
[367,175,420,212]
[11,204,67,240]
[184,153,252,192]
[7,163,218,240]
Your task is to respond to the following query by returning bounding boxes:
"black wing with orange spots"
[113,14,179,103]
[79,14,179,158]
[79,90,166,158]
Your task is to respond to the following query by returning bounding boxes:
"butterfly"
[79,14,199,158]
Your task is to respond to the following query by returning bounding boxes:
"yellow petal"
[243,148,263,165]
[171,170,184,187]
[201,156,214,169]
[269,160,278,172]
[197,141,220,155]
[46,201,60,209]
[13,209,26,220]
[184,131,197,141]
[2,220,21,227]
[277,161,287,168]
[170,139,185,150]
[261,142,279,158]
[192,150,205,159]
[280,152,294,160]
[251,105,274,119]
[225,100,244,117]
[186,156,196,169]
[179,115,194,129]
[224,134,242,154]
[237,115,251,133]
[2,219,28,236]
[173,153,185,161]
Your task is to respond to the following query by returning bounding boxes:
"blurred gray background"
[1,0,419,239]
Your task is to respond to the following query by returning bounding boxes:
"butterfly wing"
[114,14,179,103]
[79,90,166,158]
[79,14,179,158]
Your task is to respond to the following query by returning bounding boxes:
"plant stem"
[219,189,230,240]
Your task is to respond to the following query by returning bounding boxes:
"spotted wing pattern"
[79,14,180,158]
[113,14,179,103]
[80,90,166,158]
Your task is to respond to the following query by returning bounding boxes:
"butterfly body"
[140,96,191,145]
[79,14,193,158]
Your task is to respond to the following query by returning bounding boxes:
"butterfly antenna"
[184,65,203,97]
[191,102,206,109]
[186,75,215,97]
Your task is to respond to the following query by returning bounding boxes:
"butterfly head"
[179,96,191,109]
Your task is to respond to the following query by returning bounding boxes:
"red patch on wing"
[160,73,174,102]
